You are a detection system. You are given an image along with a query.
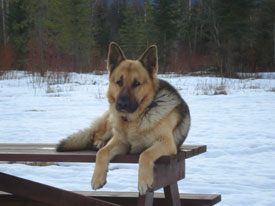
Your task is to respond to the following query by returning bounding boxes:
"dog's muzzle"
[116,96,138,113]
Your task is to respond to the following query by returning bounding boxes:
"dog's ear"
[107,42,126,74]
[138,45,158,78]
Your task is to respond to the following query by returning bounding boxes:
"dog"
[56,42,191,195]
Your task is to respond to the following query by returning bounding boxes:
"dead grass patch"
[8,161,60,166]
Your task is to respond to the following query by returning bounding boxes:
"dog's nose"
[116,96,130,112]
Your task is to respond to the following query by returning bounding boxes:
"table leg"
[137,192,154,206]
[164,182,181,206]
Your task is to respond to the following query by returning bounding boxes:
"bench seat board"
[0,191,221,206]
[0,144,206,163]
[0,173,119,206]
[79,191,222,206]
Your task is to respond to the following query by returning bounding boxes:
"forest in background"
[0,0,275,77]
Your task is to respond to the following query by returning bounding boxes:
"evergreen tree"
[92,0,110,55]
[214,0,255,76]
[117,3,146,59]
[177,0,191,49]
[109,0,127,41]
[47,0,94,72]
[0,0,7,46]
[255,0,275,71]
[27,0,48,74]
[2,0,274,74]
[6,0,32,69]
[152,0,179,71]
[143,0,157,47]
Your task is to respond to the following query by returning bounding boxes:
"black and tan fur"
[57,42,191,195]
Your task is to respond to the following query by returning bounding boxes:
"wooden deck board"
[0,144,206,163]
[79,191,221,206]
[0,191,221,206]
[0,173,120,206]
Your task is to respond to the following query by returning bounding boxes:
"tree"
[0,0,14,70]
[46,0,94,72]
[6,0,32,69]
[2,0,274,74]
[152,0,178,71]
[109,0,127,41]
[199,0,255,76]
[1,0,7,46]
[92,0,110,55]
[27,0,48,74]
[254,0,275,71]
[117,1,157,59]
[117,3,146,58]
[143,0,157,47]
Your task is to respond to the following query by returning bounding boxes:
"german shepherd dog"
[57,42,191,195]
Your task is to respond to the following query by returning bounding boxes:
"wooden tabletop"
[0,144,206,164]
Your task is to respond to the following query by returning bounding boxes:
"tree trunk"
[37,0,45,76]
[163,32,167,73]
[273,19,275,70]
[1,0,6,46]
[210,2,223,77]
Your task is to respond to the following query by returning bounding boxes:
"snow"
[1,71,275,206]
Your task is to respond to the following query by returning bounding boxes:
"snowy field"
[0,71,275,206]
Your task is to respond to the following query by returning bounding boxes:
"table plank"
[0,172,120,206]
[0,144,206,163]
[0,191,221,206]
[77,191,221,206]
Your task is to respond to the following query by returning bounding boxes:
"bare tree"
[37,0,45,75]
[273,19,275,70]
[1,0,6,46]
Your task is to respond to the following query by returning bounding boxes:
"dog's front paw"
[91,170,107,190]
[93,139,105,150]
[138,168,153,195]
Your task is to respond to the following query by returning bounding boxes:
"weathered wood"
[0,144,206,163]
[137,192,154,206]
[164,182,181,206]
[153,158,185,190]
[0,144,219,206]
[80,191,221,206]
[0,191,222,206]
[0,193,49,206]
[0,173,120,206]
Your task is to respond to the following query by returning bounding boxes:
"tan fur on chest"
[112,117,155,154]
[112,106,181,154]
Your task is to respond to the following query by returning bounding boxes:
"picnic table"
[0,144,221,206]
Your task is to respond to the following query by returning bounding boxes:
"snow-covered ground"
[0,71,275,206]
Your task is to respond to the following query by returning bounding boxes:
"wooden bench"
[0,144,221,206]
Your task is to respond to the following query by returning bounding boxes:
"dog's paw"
[138,170,153,195]
[91,171,107,190]
[93,139,105,150]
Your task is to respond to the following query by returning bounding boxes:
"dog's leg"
[138,137,177,195]
[91,136,129,190]
[92,111,113,149]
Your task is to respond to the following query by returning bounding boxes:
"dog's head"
[106,42,158,118]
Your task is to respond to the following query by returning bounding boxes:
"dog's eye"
[132,79,141,88]
[116,79,123,87]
